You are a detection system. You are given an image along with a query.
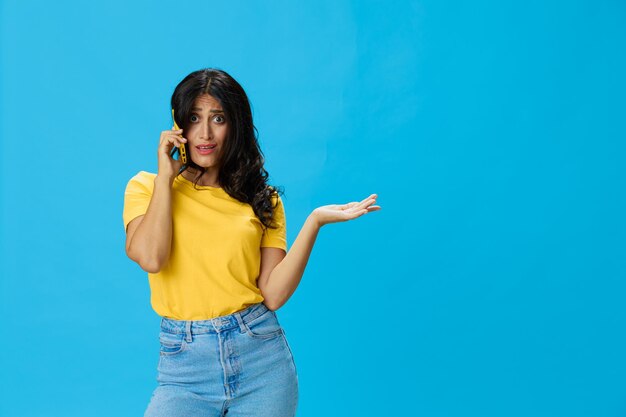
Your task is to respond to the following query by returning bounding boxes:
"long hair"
[171,68,284,230]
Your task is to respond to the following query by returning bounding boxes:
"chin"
[190,160,218,169]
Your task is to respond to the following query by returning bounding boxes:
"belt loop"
[234,312,247,334]
[185,320,193,342]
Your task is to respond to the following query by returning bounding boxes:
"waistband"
[160,302,270,338]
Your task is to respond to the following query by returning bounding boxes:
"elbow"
[263,297,284,311]
[139,254,166,273]
[126,246,163,273]
[140,260,161,274]
[262,295,277,311]
[264,300,278,311]
[260,287,279,311]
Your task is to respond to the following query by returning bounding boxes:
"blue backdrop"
[1,1,625,416]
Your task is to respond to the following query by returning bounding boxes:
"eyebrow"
[191,107,224,113]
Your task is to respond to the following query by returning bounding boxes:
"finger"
[352,195,377,208]
[359,194,377,203]
[169,132,187,140]
[351,197,377,211]
[160,137,184,152]
[347,204,380,219]
[168,135,187,147]
[164,131,185,141]
[160,132,185,142]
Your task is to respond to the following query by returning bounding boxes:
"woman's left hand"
[312,194,381,227]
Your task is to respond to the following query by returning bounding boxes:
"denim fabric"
[144,302,299,417]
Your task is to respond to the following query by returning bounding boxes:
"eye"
[190,114,199,122]
[214,115,225,124]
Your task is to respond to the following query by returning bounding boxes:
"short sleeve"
[260,193,287,251]
[122,171,156,232]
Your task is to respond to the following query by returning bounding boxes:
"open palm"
[312,194,381,227]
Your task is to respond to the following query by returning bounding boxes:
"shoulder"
[133,170,157,182]
[125,170,157,193]
[269,189,285,208]
[268,189,286,219]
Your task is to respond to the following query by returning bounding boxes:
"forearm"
[264,213,321,310]
[128,175,174,272]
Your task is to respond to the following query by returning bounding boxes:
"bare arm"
[258,194,380,310]
[125,175,175,273]
[257,215,318,311]
[125,123,187,273]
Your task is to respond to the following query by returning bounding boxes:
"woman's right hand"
[157,126,188,182]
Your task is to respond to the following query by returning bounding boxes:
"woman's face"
[185,94,229,169]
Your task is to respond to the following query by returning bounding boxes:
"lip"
[196,144,217,155]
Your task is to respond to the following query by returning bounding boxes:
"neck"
[182,168,221,187]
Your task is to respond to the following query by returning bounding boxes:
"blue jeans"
[144,302,299,417]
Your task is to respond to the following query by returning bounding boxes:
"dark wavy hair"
[170,68,284,230]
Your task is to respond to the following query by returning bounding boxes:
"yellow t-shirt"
[122,171,287,320]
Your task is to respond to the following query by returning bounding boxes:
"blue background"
[2,1,625,416]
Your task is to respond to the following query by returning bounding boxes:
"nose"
[200,119,213,139]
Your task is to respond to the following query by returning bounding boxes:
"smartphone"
[170,108,187,164]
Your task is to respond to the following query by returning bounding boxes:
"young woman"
[123,68,380,417]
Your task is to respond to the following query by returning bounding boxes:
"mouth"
[196,144,217,155]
